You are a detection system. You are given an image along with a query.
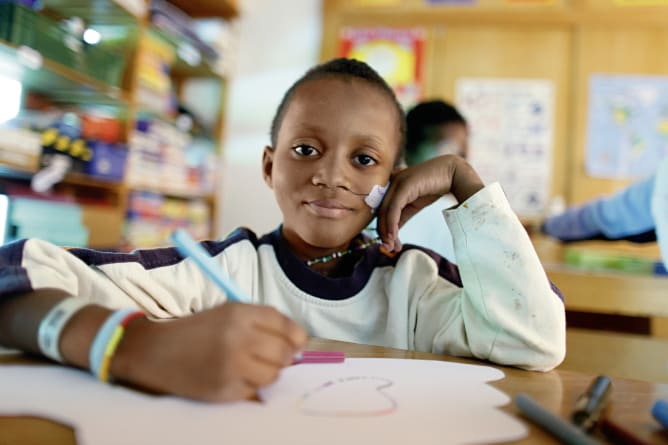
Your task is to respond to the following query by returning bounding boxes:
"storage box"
[85,142,128,181]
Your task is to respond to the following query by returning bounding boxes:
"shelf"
[171,57,223,79]
[42,0,145,23]
[147,27,223,79]
[62,172,124,192]
[0,40,130,105]
[0,164,123,193]
[165,0,239,19]
[128,184,214,201]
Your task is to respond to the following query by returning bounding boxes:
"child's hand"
[376,155,484,252]
[112,303,307,402]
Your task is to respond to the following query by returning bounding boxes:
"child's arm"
[542,174,656,242]
[408,182,566,370]
[0,289,307,402]
[377,155,484,251]
[376,155,565,370]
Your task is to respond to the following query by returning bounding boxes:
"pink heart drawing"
[298,376,397,417]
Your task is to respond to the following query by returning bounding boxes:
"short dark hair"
[269,58,406,164]
[405,100,467,156]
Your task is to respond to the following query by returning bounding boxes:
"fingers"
[377,156,464,251]
[213,379,257,403]
[224,306,306,396]
[377,175,420,251]
[250,305,307,352]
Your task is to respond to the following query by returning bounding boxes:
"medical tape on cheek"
[364,183,389,210]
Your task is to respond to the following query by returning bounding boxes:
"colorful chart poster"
[586,74,668,179]
[456,78,555,218]
[338,27,425,108]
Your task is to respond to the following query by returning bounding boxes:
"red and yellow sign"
[338,27,425,108]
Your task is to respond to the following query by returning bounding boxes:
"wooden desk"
[532,235,668,336]
[2,332,668,445]
[562,328,668,384]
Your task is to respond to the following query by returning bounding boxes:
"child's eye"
[293,144,319,157]
[353,154,377,166]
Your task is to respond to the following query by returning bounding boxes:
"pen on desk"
[515,393,602,445]
[170,229,344,364]
[171,229,249,304]
[572,375,612,432]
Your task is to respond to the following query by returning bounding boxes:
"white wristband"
[37,296,88,363]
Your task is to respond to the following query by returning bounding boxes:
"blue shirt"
[542,175,657,242]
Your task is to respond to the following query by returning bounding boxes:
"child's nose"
[312,155,351,191]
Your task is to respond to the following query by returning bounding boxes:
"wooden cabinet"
[0,0,238,250]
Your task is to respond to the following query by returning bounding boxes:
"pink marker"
[293,350,345,364]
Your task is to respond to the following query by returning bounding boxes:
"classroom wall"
[220,0,668,249]
[320,0,668,216]
[217,0,322,238]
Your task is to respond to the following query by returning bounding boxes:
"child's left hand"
[376,155,484,252]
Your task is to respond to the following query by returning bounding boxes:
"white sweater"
[1,183,566,371]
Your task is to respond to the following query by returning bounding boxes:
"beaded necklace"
[305,237,382,266]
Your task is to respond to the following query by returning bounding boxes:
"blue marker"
[171,229,249,304]
[652,399,668,429]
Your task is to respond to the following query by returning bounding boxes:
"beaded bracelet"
[89,308,145,382]
[37,296,88,363]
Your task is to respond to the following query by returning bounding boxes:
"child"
[398,99,469,262]
[0,58,565,403]
[403,99,469,166]
[542,155,668,270]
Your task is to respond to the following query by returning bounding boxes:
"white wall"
[216,0,322,238]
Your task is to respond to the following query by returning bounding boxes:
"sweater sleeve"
[0,237,243,317]
[413,183,566,371]
[652,157,668,270]
[542,175,657,242]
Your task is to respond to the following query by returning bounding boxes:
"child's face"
[263,76,401,252]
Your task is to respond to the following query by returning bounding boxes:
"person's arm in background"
[542,175,657,243]
[652,157,668,269]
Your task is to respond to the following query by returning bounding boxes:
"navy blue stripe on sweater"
[0,239,32,299]
[67,228,260,270]
[263,228,463,300]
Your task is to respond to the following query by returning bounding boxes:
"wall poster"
[456,78,555,218]
[338,27,425,108]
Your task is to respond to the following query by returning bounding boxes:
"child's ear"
[262,145,275,189]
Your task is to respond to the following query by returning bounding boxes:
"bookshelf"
[0,0,238,250]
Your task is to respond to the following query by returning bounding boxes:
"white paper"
[456,78,555,218]
[0,358,527,444]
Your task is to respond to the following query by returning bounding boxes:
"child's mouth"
[305,200,353,218]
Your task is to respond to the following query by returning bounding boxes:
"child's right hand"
[376,155,484,252]
[111,303,307,402]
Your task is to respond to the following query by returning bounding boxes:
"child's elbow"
[514,331,566,372]
[524,341,566,372]
[488,325,566,372]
